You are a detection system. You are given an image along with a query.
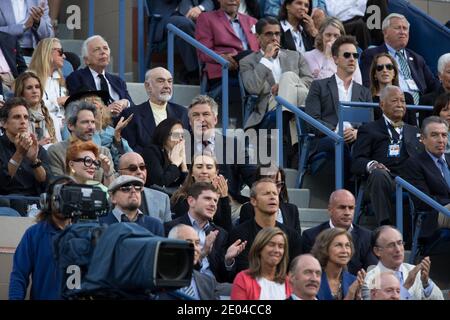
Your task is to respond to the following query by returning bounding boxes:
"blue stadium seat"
[0,207,21,217]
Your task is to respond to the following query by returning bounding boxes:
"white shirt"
[0,48,11,73]
[257,278,286,300]
[89,67,120,102]
[329,220,354,233]
[325,0,367,22]
[335,74,354,102]
[260,50,282,83]
[280,20,305,54]
[12,0,27,24]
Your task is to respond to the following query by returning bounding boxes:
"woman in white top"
[29,38,68,131]
[231,227,292,300]
[303,17,362,84]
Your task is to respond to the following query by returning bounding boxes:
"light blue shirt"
[224,12,249,50]
[188,212,214,278]
[385,43,419,95]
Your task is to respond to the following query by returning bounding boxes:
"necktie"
[396,51,420,104]
[180,281,196,299]
[437,158,450,189]
[98,74,112,103]
[387,123,400,141]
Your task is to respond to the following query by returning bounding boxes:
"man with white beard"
[119,67,190,153]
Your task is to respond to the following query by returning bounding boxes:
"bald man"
[120,67,190,153]
[369,272,401,300]
[118,152,172,222]
[288,254,322,300]
[302,189,378,274]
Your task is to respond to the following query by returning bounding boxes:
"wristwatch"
[30,159,42,169]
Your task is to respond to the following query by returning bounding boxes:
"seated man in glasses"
[362,225,443,300]
[99,175,164,237]
[118,152,172,223]
[305,35,371,185]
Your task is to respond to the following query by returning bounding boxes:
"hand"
[368,161,390,174]
[114,114,133,141]
[301,14,318,37]
[324,41,333,58]
[420,256,431,288]
[29,6,44,24]
[343,128,357,143]
[263,41,280,59]
[202,229,219,258]
[404,263,421,290]
[169,141,185,167]
[220,53,239,71]
[311,8,326,31]
[271,84,279,96]
[57,96,69,107]
[98,154,112,174]
[25,133,39,162]
[225,239,247,264]
[107,101,125,116]
[186,6,202,20]
[14,132,33,156]
[38,137,52,146]
[345,269,366,300]
[212,174,228,198]
[312,69,320,78]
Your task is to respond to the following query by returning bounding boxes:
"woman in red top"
[231,227,292,300]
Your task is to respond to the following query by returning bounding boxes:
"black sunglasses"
[72,156,101,168]
[119,184,143,193]
[376,63,395,72]
[119,164,146,172]
[53,48,64,56]
[342,52,359,59]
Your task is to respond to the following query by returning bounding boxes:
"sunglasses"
[342,52,359,59]
[53,48,64,56]
[72,156,101,168]
[119,184,143,193]
[376,63,395,72]
[119,164,146,172]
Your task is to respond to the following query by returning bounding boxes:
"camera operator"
[99,175,164,236]
[8,176,75,300]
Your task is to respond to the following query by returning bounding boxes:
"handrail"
[166,24,230,135]
[0,195,40,201]
[275,96,345,189]
[395,176,450,235]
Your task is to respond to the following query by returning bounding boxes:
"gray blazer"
[193,270,231,300]
[142,187,172,223]
[47,140,115,181]
[239,49,313,129]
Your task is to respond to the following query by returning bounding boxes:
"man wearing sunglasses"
[99,175,164,237]
[118,152,172,223]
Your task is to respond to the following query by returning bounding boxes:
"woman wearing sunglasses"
[142,118,188,193]
[369,52,416,125]
[29,38,69,132]
[238,164,301,233]
[65,139,114,189]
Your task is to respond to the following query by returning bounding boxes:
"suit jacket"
[360,44,439,94]
[120,100,189,153]
[192,270,221,300]
[99,212,165,237]
[362,262,444,300]
[239,201,301,233]
[351,118,424,176]
[305,75,372,135]
[66,67,134,104]
[195,10,259,79]
[240,49,313,129]
[142,187,172,223]
[280,27,315,53]
[302,221,378,275]
[0,0,53,48]
[317,270,356,300]
[403,152,450,238]
[0,31,27,77]
[164,213,229,282]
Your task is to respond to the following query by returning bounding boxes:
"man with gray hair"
[360,13,439,101]
[287,254,322,300]
[47,101,115,182]
[120,67,189,153]
[66,35,134,116]
[369,271,401,300]
[352,85,423,226]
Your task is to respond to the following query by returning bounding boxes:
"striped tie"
[181,283,196,299]
[396,51,420,104]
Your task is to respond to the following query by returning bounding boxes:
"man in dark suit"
[227,178,303,278]
[360,13,439,103]
[0,32,27,92]
[119,67,189,153]
[403,116,450,239]
[351,85,424,226]
[164,182,245,282]
[302,189,378,275]
[187,94,256,203]
[287,254,321,300]
[66,35,134,117]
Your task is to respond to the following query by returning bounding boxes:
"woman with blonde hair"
[231,227,292,300]
[14,71,59,145]
[29,38,69,130]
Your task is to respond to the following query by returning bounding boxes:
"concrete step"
[299,208,329,232]
[287,188,310,209]
[284,168,298,189]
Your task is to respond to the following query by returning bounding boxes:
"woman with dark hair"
[369,52,416,125]
[231,227,292,300]
[279,0,317,53]
[311,228,365,300]
[238,164,301,233]
[432,92,450,153]
[171,153,232,232]
[141,118,188,191]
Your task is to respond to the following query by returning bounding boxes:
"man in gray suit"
[118,152,172,222]
[167,224,231,300]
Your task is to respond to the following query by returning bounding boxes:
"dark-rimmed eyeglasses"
[53,48,64,56]
[376,63,395,72]
[342,52,359,59]
[263,31,281,38]
[72,156,101,168]
[119,184,143,193]
[119,164,146,172]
